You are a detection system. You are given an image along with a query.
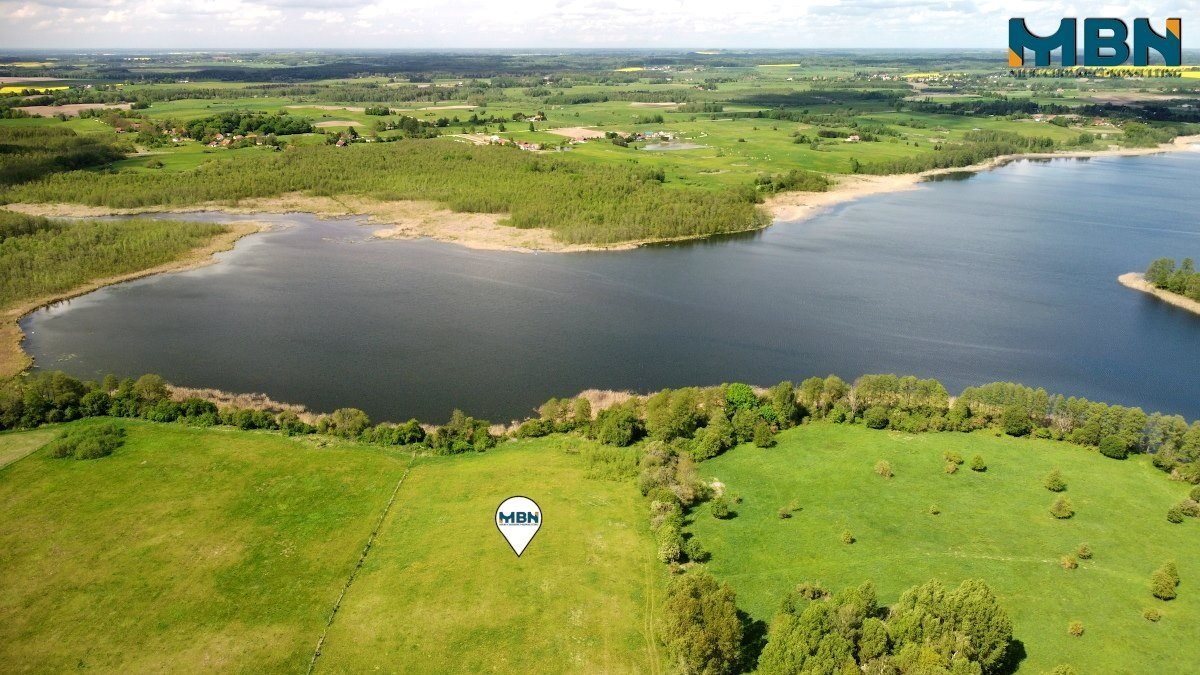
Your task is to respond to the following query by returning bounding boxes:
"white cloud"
[0,0,1197,48]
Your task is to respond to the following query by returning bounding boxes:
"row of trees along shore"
[5,371,1199,483]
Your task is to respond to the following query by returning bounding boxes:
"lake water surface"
[23,151,1200,422]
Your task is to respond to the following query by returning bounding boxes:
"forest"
[0,127,128,188]
[0,211,227,309]
[2,141,770,245]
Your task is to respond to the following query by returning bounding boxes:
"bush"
[1151,562,1179,600]
[1044,468,1066,492]
[1001,405,1032,436]
[594,403,642,447]
[1060,555,1078,570]
[431,409,496,454]
[874,460,893,478]
[709,496,731,519]
[1167,506,1185,524]
[1077,544,1092,560]
[1099,435,1128,459]
[1068,621,1084,637]
[929,504,941,515]
[1143,608,1162,622]
[325,407,371,438]
[43,423,126,460]
[1050,496,1074,519]
[1178,499,1200,518]
[943,451,964,465]
[1191,485,1200,502]
[659,571,742,675]
[682,537,710,563]
[970,455,987,472]
[1048,666,1079,675]
[841,530,855,544]
[944,461,958,474]
[777,506,792,519]
[862,406,889,429]
[752,421,776,448]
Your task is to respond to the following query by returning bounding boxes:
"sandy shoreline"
[766,134,1200,224]
[5,135,1199,256]
[1,220,267,379]
[1118,272,1200,316]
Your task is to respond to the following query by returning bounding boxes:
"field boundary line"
[306,450,417,674]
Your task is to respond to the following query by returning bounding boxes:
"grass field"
[689,423,1200,674]
[316,435,665,673]
[0,422,664,673]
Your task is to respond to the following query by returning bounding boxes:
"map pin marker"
[496,496,542,557]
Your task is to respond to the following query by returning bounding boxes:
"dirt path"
[307,451,418,674]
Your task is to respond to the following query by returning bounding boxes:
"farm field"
[689,423,1200,674]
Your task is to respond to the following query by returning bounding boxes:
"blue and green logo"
[1009,18,1181,67]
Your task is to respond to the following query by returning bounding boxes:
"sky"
[0,0,1195,50]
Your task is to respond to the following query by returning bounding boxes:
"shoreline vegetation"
[5,135,1198,254]
[1,219,265,379]
[1119,272,1200,316]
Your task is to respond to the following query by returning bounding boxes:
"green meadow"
[0,422,664,674]
[689,424,1200,674]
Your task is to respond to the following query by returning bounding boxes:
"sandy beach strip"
[765,134,1200,224]
[1118,272,1200,316]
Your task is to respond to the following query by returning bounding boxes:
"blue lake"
[22,150,1200,422]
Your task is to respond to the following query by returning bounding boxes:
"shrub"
[1060,555,1078,570]
[1001,404,1032,436]
[1077,544,1093,560]
[682,537,710,563]
[659,571,742,675]
[1167,506,1185,524]
[709,496,731,519]
[658,538,682,564]
[862,406,889,429]
[1068,621,1084,637]
[1191,485,1200,502]
[752,421,776,448]
[777,506,792,519]
[1050,496,1074,519]
[1143,608,1162,622]
[1151,562,1180,600]
[1178,499,1200,518]
[929,504,941,515]
[1048,666,1079,675]
[43,423,125,460]
[841,530,855,544]
[874,460,893,479]
[1044,468,1066,492]
[594,403,642,447]
[944,461,958,474]
[942,451,964,465]
[970,455,987,472]
[1098,435,1128,459]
